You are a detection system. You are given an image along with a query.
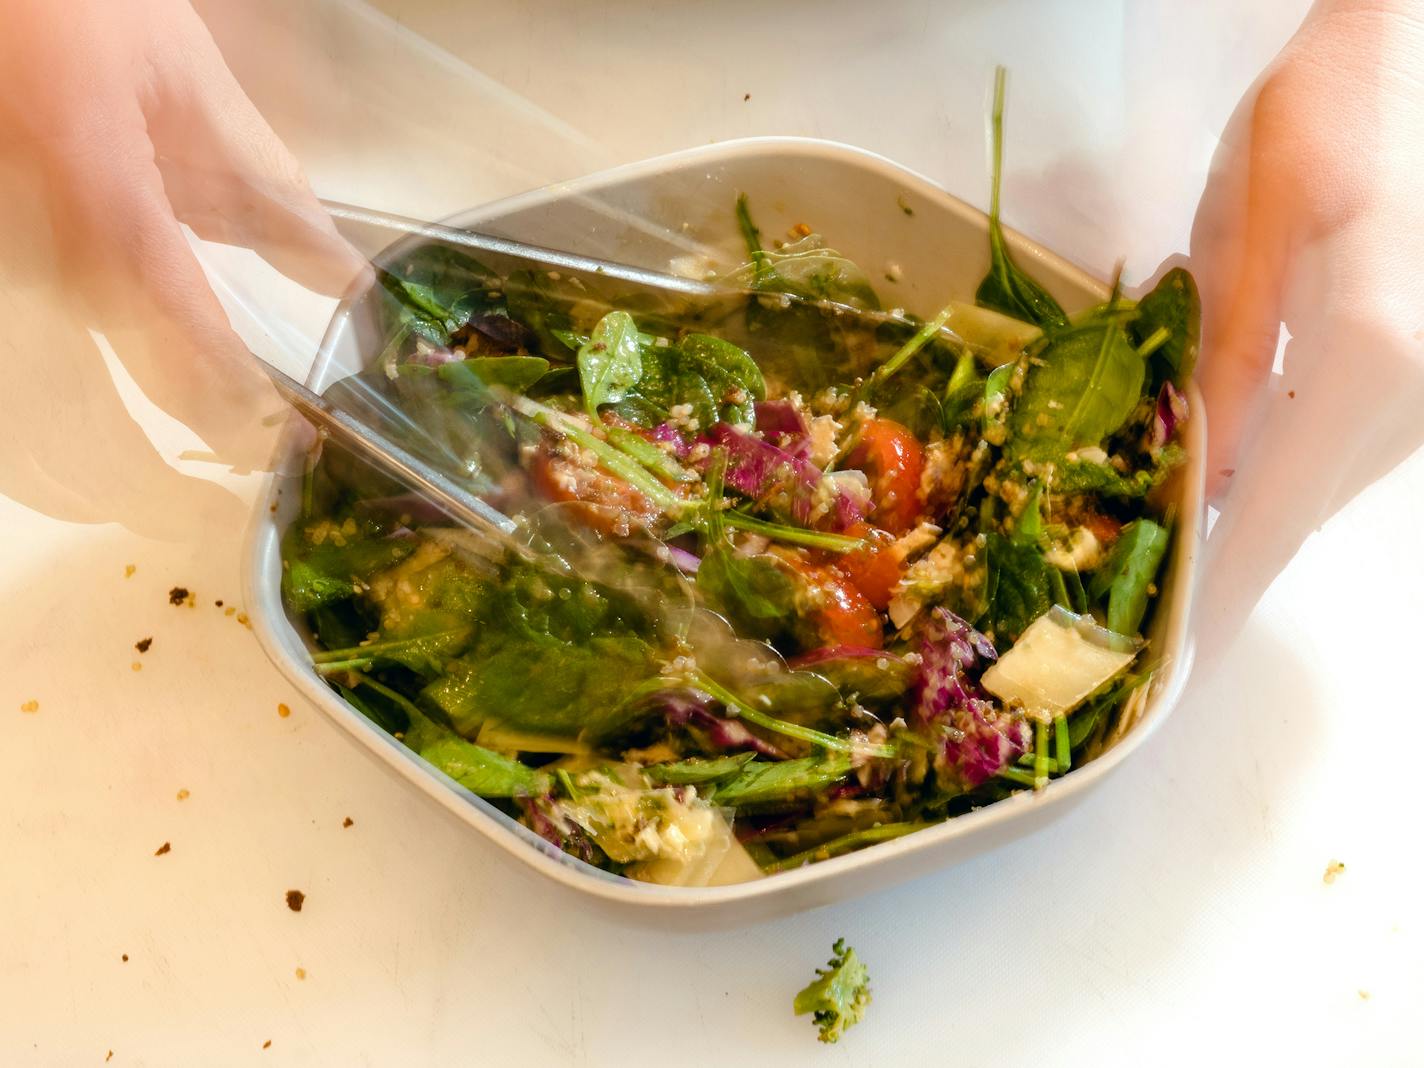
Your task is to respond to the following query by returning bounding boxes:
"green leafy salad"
[281,74,1198,887]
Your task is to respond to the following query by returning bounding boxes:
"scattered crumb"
[224,606,236,617]
[897,194,915,217]
[106,1053,113,1063]
[342,817,354,829]
[121,954,128,963]
[1288,390,1296,399]
[1219,468,1236,478]
[1358,989,1370,1000]
[124,565,136,578]
[134,637,152,654]
[236,612,251,628]
[262,1040,272,1050]
[214,600,224,608]
[131,662,143,672]
[176,789,190,801]
[1324,859,1346,884]
[168,586,189,606]
[285,889,305,912]
[269,503,278,514]
[791,222,812,238]
[278,703,291,719]
[743,92,751,101]
[154,842,171,856]
[20,699,38,713]
[295,967,307,980]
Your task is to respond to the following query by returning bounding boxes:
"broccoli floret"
[793,938,870,1043]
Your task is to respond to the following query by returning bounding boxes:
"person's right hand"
[1189,0,1424,657]
[0,0,364,535]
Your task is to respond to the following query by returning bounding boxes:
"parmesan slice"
[981,607,1136,722]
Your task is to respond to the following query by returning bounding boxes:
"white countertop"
[5,1,1421,1064]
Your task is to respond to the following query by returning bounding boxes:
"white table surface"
[5,1,1422,1064]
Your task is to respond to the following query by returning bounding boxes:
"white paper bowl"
[243,137,1203,928]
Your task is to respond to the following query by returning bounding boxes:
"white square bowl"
[243,137,1203,928]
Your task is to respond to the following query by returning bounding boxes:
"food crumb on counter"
[131,662,142,672]
[277,703,291,719]
[176,789,189,801]
[1324,859,1346,884]
[154,842,171,856]
[342,817,354,828]
[236,612,251,628]
[262,1040,272,1050]
[124,565,136,578]
[224,606,236,617]
[121,954,128,963]
[20,699,38,713]
[743,92,750,101]
[134,638,152,654]
[214,599,223,607]
[285,889,305,912]
[106,1052,113,1063]
[1288,390,1296,399]
[1358,990,1370,1000]
[295,967,307,980]
[167,586,190,606]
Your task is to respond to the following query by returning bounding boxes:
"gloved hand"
[1190,0,1424,659]
[0,0,363,535]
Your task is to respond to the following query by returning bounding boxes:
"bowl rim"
[242,134,1202,910]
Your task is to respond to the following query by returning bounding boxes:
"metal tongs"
[263,199,949,539]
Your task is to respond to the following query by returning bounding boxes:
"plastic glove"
[0,0,363,536]
[1190,0,1424,660]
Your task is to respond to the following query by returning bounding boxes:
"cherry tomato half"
[834,522,901,611]
[528,443,662,537]
[846,418,924,535]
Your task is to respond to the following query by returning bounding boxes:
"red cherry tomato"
[834,522,900,611]
[771,547,884,650]
[846,418,924,535]
[528,444,662,536]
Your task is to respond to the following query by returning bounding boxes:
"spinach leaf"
[1132,267,1201,387]
[979,531,1055,644]
[335,683,409,736]
[577,311,645,421]
[1089,519,1169,636]
[974,69,1068,330]
[401,701,549,798]
[438,356,549,409]
[281,529,416,614]
[312,625,472,678]
[1048,444,1185,498]
[942,350,985,430]
[713,753,854,807]
[645,752,756,786]
[696,549,798,640]
[376,246,500,345]
[1009,321,1144,457]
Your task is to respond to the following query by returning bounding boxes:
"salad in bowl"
[279,80,1200,889]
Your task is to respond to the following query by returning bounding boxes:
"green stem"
[512,397,682,512]
[735,193,774,286]
[689,670,896,758]
[1136,325,1170,358]
[722,511,863,552]
[1054,715,1072,772]
[1033,719,1049,786]
[763,823,928,872]
[997,765,1038,787]
[313,658,375,675]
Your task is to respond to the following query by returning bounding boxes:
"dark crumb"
[134,637,152,654]
[214,599,224,608]
[285,889,305,912]
[342,817,354,828]
[743,92,751,101]
[121,954,128,962]
[154,841,171,856]
[1288,390,1296,399]
[167,586,189,606]
[269,503,278,514]
[897,194,915,217]
[263,1040,272,1050]
[106,1053,113,1063]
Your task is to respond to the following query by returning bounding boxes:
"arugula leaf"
[397,693,549,798]
[696,549,798,640]
[974,68,1068,330]
[1089,519,1169,635]
[577,311,645,421]
[1008,321,1145,456]
[979,531,1055,644]
[1132,267,1201,387]
[280,529,416,614]
[713,754,854,807]
[645,752,756,786]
